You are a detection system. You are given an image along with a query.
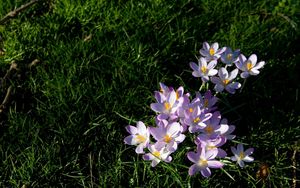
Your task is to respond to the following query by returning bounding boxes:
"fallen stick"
[0,0,41,25]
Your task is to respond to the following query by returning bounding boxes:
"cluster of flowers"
[124,42,264,177]
[190,42,265,94]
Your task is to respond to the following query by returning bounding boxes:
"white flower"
[235,54,265,78]
[211,68,241,94]
[190,57,218,82]
[231,143,254,168]
[200,42,226,61]
[124,121,150,154]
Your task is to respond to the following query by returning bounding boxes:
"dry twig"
[0,0,41,25]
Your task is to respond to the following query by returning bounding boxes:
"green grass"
[0,0,299,187]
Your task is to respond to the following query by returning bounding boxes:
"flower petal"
[203,42,210,50]
[201,167,211,177]
[248,54,257,66]
[207,60,217,69]
[237,160,245,168]
[190,62,199,71]
[228,68,239,80]
[187,151,199,163]
[214,84,225,93]
[212,42,219,51]
[189,164,200,176]
[125,125,137,135]
[218,67,228,80]
[135,144,145,154]
[241,71,250,78]
[245,148,254,156]
[208,69,218,76]
[237,144,244,153]
[207,160,224,168]
[255,61,265,69]
[243,156,254,162]
[150,103,164,113]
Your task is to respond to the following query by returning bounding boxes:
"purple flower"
[235,54,265,78]
[151,90,183,117]
[150,120,185,152]
[195,135,227,158]
[200,42,226,61]
[187,146,223,177]
[124,121,150,154]
[184,105,212,133]
[220,47,240,66]
[211,68,241,94]
[190,57,218,82]
[217,118,236,141]
[143,142,172,167]
[231,144,254,167]
[198,111,221,137]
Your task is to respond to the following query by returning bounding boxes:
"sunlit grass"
[0,0,299,187]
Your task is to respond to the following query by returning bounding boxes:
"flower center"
[205,125,214,134]
[164,102,171,110]
[189,108,193,113]
[164,134,172,143]
[207,145,216,150]
[135,134,146,143]
[193,117,201,123]
[201,66,207,74]
[153,151,161,158]
[226,53,233,60]
[223,79,230,85]
[209,48,215,56]
[239,152,245,159]
[246,61,253,71]
[198,158,208,167]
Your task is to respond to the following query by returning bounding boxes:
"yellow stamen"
[164,102,171,110]
[207,145,216,150]
[223,79,230,85]
[204,99,209,108]
[193,117,201,123]
[209,48,215,56]
[176,91,180,100]
[164,134,172,143]
[135,134,146,143]
[153,151,161,158]
[198,158,208,167]
[189,108,193,113]
[205,125,213,134]
[201,66,207,74]
[246,61,253,70]
[239,152,245,159]
[226,53,232,60]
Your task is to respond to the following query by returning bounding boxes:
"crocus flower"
[217,118,236,141]
[184,105,212,133]
[187,146,223,177]
[220,47,240,66]
[150,120,185,152]
[190,57,218,82]
[151,90,184,118]
[200,42,226,61]
[198,111,221,137]
[197,90,218,112]
[235,54,265,78]
[124,121,150,154]
[211,68,241,94]
[231,143,254,168]
[195,135,227,158]
[143,142,172,167]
